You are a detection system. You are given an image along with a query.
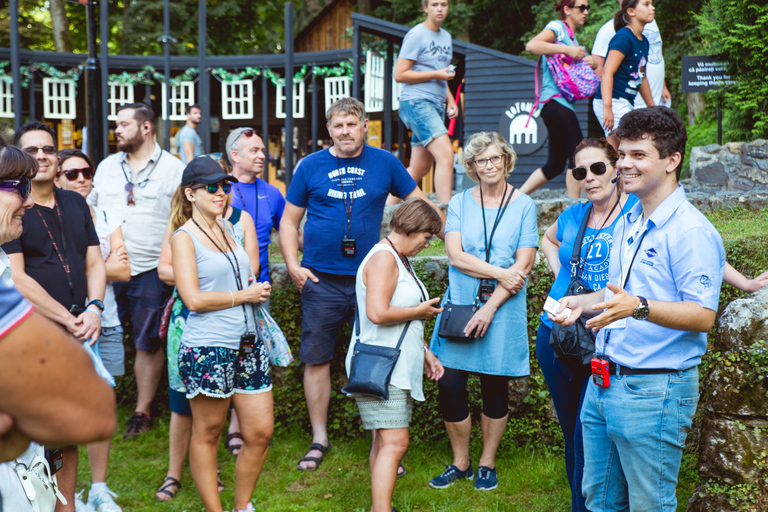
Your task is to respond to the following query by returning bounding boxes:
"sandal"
[155,476,181,501]
[397,462,406,479]
[297,442,331,471]
[226,432,244,456]
[217,470,225,493]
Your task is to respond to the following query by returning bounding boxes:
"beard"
[117,132,143,153]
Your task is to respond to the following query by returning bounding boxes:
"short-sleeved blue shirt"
[285,146,417,276]
[594,26,649,102]
[229,178,286,283]
[541,194,639,329]
[0,279,33,339]
[540,20,579,112]
[398,23,453,107]
[596,186,725,369]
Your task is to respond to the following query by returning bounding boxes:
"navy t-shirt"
[229,178,286,283]
[2,188,100,311]
[595,26,649,102]
[286,145,417,275]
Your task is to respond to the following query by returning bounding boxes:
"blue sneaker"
[474,466,498,491]
[429,461,474,488]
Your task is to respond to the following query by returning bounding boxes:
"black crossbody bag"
[549,205,597,373]
[342,307,411,400]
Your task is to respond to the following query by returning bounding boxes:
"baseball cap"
[181,155,238,186]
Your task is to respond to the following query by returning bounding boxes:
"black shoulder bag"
[549,205,596,373]
[342,307,411,400]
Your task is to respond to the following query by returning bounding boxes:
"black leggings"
[540,100,584,180]
[437,367,511,422]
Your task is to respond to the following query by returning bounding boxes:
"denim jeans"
[580,366,699,512]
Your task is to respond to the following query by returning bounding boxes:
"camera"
[478,279,495,303]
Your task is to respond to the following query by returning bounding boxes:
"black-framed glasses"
[192,182,232,194]
[573,4,590,13]
[0,177,32,200]
[471,154,504,168]
[23,145,57,156]
[61,167,95,181]
[572,161,608,180]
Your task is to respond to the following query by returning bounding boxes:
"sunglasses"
[233,128,257,145]
[0,176,32,200]
[61,167,95,181]
[23,145,57,156]
[573,4,590,13]
[192,182,232,194]
[572,161,608,181]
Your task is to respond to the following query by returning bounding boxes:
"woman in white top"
[56,148,131,512]
[344,198,444,512]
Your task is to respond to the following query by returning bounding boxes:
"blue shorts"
[97,325,125,377]
[398,99,447,147]
[299,272,356,364]
[169,388,192,415]
[178,344,272,399]
[113,269,172,353]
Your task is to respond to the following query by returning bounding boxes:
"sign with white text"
[681,56,737,93]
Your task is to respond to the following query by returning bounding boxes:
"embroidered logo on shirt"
[644,248,657,259]
[698,275,713,296]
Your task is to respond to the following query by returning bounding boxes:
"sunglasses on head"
[0,176,32,200]
[23,145,57,156]
[233,128,257,145]
[192,182,232,195]
[61,167,95,181]
[572,161,608,181]
[573,4,590,13]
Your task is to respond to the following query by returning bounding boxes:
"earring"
[187,196,194,201]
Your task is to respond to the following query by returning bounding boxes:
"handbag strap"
[354,306,412,351]
[570,204,593,278]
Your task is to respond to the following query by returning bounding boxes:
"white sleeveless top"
[344,244,428,401]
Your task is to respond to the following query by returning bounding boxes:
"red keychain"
[591,358,610,388]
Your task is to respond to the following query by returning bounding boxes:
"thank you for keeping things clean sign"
[681,56,737,93]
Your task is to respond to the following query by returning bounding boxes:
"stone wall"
[689,139,768,192]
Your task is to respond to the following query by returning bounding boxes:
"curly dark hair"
[614,106,687,179]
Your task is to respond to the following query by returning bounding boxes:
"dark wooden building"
[295,0,355,53]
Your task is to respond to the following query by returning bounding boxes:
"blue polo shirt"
[595,185,725,369]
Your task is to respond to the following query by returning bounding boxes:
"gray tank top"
[176,221,256,350]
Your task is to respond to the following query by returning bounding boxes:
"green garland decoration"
[37,62,84,83]
[211,67,262,81]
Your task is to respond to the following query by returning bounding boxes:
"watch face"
[633,305,649,320]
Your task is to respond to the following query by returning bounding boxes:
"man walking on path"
[280,97,444,471]
[91,103,185,440]
[177,104,203,164]
[551,107,725,511]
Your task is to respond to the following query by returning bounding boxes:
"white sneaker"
[74,491,95,512]
[87,487,122,512]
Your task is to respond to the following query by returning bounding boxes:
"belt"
[607,362,689,375]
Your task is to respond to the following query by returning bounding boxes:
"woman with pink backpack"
[521,0,598,198]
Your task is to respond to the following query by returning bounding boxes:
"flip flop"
[217,469,225,493]
[397,462,406,478]
[155,476,181,501]
[226,432,244,456]
[297,442,331,471]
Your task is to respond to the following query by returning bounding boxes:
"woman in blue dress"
[429,131,538,491]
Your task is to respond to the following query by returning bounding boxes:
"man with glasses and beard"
[4,121,108,512]
[91,103,185,440]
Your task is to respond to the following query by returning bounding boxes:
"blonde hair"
[462,131,517,182]
[169,183,233,234]
[326,97,366,124]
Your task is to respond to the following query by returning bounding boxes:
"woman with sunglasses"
[538,138,633,512]
[172,156,271,512]
[0,144,36,283]
[56,148,131,511]
[521,0,597,198]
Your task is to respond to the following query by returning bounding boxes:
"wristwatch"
[87,299,105,312]
[632,296,649,320]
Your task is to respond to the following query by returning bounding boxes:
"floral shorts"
[178,342,272,399]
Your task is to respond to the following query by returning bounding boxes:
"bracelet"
[85,308,102,319]
[423,345,430,353]
[229,290,235,308]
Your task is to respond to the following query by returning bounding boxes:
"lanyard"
[34,201,75,301]
[234,182,259,224]
[334,146,365,235]
[384,237,427,303]
[190,217,250,330]
[120,153,162,201]
[578,196,623,281]
[479,184,514,264]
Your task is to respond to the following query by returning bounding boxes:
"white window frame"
[365,51,401,112]
[0,80,13,119]
[107,82,134,121]
[221,80,254,120]
[276,80,305,119]
[42,78,76,120]
[323,76,351,112]
[162,81,195,121]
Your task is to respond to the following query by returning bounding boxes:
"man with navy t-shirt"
[226,127,285,285]
[281,97,444,471]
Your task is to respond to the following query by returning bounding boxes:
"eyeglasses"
[124,182,135,205]
[0,177,32,200]
[470,155,504,168]
[573,4,590,13]
[192,182,232,194]
[572,161,608,180]
[23,145,57,156]
[61,167,95,181]
[233,128,256,146]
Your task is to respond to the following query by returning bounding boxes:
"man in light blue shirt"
[177,104,203,164]
[552,106,725,511]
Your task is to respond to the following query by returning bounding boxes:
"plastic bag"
[254,305,294,367]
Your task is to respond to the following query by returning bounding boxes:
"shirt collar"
[119,141,162,167]
[623,185,687,230]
